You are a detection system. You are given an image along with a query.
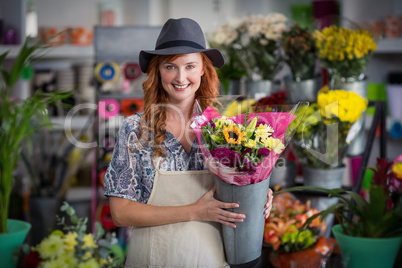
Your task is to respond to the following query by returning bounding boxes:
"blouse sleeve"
[103,114,148,203]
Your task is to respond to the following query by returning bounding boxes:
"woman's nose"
[175,68,186,82]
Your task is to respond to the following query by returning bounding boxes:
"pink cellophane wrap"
[193,107,297,186]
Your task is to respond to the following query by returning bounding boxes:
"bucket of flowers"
[192,95,308,265]
[264,192,335,268]
[291,86,367,188]
[313,25,377,85]
[281,23,321,103]
[209,13,288,96]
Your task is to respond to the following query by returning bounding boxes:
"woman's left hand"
[264,188,274,219]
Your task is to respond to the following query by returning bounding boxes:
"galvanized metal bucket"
[227,79,242,95]
[214,176,270,265]
[284,75,322,104]
[269,160,297,189]
[302,165,346,189]
[245,80,280,100]
[302,165,345,237]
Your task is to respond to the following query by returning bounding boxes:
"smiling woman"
[102,17,275,267]
[158,53,204,104]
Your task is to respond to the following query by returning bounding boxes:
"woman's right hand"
[192,186,245,228]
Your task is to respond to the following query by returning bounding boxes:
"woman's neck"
[166,100,193,123]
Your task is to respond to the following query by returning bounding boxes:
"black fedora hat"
[139,18,225,73]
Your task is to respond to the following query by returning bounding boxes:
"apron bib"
[125,162,228,268]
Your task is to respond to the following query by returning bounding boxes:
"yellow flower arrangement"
[314,25,377,81]
[291,87,368,169]
[317,89,368,123]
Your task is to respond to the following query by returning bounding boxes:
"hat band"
[156,40,205,50]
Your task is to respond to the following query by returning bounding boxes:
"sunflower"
[223,123,247,145]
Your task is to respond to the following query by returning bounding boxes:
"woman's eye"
[166,65,175,70]
[187,65,195,69]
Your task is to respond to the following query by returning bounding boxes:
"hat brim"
[139,46,225,73]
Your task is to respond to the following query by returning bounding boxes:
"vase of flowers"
[292,86,367,171]
[192,95,307,265]
[264,192,335,268]
[281,24,321,103]
[286,155,402,268]
[209,13,287,98]
[314,25,377,155]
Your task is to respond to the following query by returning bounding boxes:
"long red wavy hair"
[139,53,220,159]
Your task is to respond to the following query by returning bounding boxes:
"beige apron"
[125,162,229,268]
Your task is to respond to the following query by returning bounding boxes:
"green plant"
[281,24,317,81]
[17,202,123,267]
[0,36,70,233]
[283,156,402,238]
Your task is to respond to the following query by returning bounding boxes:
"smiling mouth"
[173,84,190,89]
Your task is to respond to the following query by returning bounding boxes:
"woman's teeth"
[174,84,189,89]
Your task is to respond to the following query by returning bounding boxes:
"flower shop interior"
[1,0,402,267]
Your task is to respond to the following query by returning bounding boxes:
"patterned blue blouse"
[103,113,207,203]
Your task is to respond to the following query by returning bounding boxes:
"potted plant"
[209,13,288,98]
[264,192,335,267]
[281,23,321,103]
[0,36,69,267]
[285,155,402,268]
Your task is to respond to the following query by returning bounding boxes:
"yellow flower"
[37,234,65,260]
[392,163,402,179]
[223,124,247,145]
[83,250,93,260]
[262,137,285,154]
[57,252,78,268]
[317,89,367,123]
[41,258,67,268]
[255,124,274,142]
[243,139,257,148]
[82,234,97,249]
[222,99,255,117]
[271,138,286,154]
[64,232,78,252]
[78,258,100,268]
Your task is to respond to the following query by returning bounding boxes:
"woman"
[104,18,273,267]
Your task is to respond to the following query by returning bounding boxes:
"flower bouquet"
[192,95,308,265]
[264,193,334,268]
[209,13,288,82]
[18,202,123,268]
[292,86,368,170]
[313,25,377,84]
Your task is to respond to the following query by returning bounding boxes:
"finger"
[266,188,274,208]
[220,211,246,221]
[218,201,240,209]
[218,219,237,228]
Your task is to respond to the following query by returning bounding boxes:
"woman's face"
[159,53,204,104]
